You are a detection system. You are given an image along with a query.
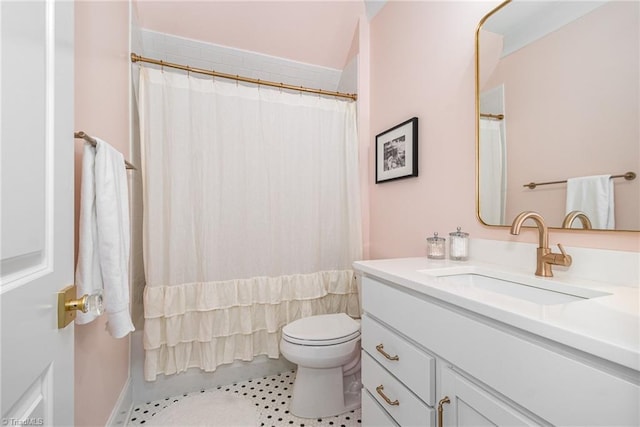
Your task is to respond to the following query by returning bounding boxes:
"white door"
[1,1,74,425]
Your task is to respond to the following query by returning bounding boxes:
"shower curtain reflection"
[479,118,506,225]
[137,66,362,381]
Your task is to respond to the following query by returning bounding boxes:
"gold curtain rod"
[480,113,504,120]
[524,171,636,189]
[130,53,358,101]
[74,131,137,170]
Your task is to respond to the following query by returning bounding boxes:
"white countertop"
[354,256,640,372]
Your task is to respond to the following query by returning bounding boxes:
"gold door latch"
[57,285,104,328]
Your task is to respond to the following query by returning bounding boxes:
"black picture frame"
[375,117,418,183]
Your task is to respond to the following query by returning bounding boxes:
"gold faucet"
[562,210,593,229]
[510,211,572,277]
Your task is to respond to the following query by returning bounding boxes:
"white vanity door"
[1,1,75,425]
[439,366,542,427]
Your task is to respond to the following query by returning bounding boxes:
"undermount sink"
[419,266,611,305]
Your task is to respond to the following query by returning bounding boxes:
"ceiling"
[483,0,608,56]
[133,1,375,69]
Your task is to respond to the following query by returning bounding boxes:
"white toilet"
[280,312,361,418]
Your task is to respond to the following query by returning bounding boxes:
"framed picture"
[375,117,418,183]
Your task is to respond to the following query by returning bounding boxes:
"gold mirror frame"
[474,0,638,233]
[475,0,511,231]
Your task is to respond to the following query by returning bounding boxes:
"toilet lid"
[282,313,360,346]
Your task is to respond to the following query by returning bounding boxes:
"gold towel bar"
[480,113,504,120]
[524,172,636,190]
[74,131,136,170]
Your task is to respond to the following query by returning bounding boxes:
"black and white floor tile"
[128,370,362,427]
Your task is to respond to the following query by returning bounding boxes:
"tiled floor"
[129,370,362,427]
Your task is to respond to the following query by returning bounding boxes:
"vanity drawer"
[362,389,399,427]
[362,314,435,406]
[362,351,435,427]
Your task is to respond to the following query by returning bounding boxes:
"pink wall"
[483,2,639,230]
[74,1,131,425]
[368,1,639,258]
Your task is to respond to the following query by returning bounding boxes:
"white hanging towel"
[75,139,135,338]
[565,175,615,230]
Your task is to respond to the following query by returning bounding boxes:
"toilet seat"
[282,313,360,346]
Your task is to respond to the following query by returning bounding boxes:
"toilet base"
[343,370,362,413]
[289,366,362,419]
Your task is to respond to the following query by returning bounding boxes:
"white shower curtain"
[479,118,506,225]
[137,66,362,381]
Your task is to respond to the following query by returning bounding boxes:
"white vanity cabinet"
[360,275,640,427]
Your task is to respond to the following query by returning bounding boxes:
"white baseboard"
[106,376,133,426]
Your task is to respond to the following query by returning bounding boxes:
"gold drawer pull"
[376,385,400,406]
[376,344,399,361]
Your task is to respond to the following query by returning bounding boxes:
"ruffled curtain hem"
[143,269,359,381]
